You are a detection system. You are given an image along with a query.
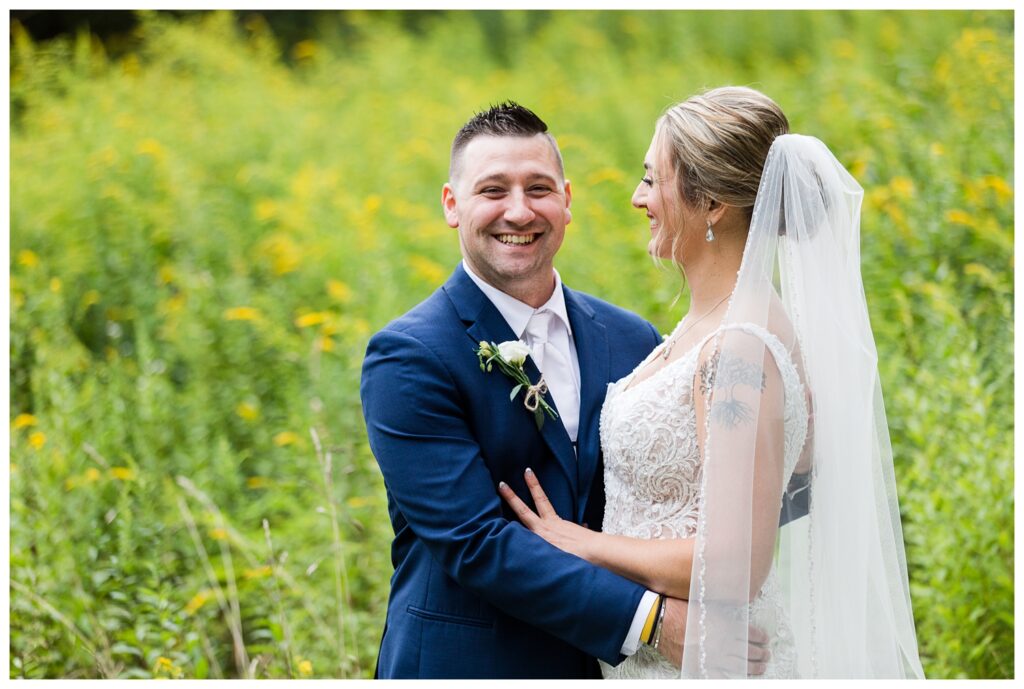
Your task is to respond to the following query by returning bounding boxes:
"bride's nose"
[631,182,646,209]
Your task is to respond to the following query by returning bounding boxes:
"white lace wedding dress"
[598,322,809,679]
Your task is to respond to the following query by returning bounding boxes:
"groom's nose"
[504,190,536,226]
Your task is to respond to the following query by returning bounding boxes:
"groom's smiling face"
[443,134,572,300]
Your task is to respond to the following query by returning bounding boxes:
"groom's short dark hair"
[449,101,564,183]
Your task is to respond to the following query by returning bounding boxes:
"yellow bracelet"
[640,595,663,644]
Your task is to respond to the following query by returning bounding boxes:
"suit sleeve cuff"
[619,590,660,656]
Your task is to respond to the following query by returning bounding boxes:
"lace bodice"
[599,322,809,679]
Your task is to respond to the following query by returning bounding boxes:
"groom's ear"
[442,183,459,228]
[563,179,572,226]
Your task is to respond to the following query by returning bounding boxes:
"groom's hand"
[654,598,771,676]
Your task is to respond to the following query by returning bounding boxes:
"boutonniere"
[475,340,558,430]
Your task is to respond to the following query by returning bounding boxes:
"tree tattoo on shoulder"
[699,350,767,428]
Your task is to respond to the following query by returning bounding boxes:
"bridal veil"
[680,134,924,678]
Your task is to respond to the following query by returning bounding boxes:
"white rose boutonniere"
[475,340,558,430]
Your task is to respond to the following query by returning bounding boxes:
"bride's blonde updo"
[655,86,789,220]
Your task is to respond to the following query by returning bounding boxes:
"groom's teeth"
[496,234,536,245]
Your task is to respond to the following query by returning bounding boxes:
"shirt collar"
[461,260,573,340]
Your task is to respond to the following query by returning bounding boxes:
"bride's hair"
[653,86,789,268]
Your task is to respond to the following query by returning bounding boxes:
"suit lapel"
[444,266,579,495]
[564,286,609,523]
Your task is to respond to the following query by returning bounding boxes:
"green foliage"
[10,9,1012,678]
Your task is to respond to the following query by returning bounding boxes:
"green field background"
[10,10,1013,678]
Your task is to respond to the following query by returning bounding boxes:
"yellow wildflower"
[208,527,228,541]
[317,336,336,353]
[236,401,260,422]
[298,660,313,677]
[50,278,62,293]
[408,255,446,286]
[274,431,300,447]
[586,167,625,186]
[12,414,37,429]
[17,250,39,268]
[364,195,382,214]
[983,175,1013,202]
[136,138,166,161]
[293,39,318,61]
[246,476,270,489]
[930,142,945,157]
[243,565,272,580]
[347,495,372,509]
[294,311,330,328]
[945,209,974,227]
[81,290,101,308]
[28,431,46,450]
[85,467,101,482]
[833,38,856,60]
[224,306,261,322]
[184,589,213,616]
[889,177,915,199]
[255,199,278,221]
[110,466,136,481]
[327,279,353,303]
[157,265,175,285]
[154,657,173,671]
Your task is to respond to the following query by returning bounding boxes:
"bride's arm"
[499,472,695,599]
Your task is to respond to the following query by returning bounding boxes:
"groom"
[360,102,687,678]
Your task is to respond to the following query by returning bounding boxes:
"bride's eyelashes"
[641,176,654,186]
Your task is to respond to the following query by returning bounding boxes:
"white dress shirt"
[462,261,657,657]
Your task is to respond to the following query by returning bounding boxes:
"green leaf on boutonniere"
[510,383,523,401]
[534,407,544,430]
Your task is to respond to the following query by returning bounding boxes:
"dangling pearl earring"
[705,219,715,242]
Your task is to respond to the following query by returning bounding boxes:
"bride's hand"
[498,468,594,560]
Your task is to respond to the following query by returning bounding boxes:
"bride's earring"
[705,219,715,242]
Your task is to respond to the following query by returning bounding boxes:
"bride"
[499,87,924,678]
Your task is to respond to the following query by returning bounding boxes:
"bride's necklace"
[660,292,731,361]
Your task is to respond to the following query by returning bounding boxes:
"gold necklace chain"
[660,292,731,361]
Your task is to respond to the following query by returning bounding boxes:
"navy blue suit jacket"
[360,264,662,678]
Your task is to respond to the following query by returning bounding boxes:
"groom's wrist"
[619,590,660,656]
[641,594,664,645]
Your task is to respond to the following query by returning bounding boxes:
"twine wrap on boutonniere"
[475,340,558,430]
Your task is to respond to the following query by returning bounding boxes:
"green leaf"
[534,407,544,430]
[509,383,523,401]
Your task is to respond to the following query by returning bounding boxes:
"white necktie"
[524,309,579,443]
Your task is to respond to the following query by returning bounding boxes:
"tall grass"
[10,10,1013,678]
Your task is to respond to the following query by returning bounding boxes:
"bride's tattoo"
[699,351,767,428]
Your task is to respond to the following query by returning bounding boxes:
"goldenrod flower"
[945,209,974,227]
[246,476,270,489]
[85,467,101,482]
[17,250,39,268]
[208,527,228,541]
[346,495,371,509]
[28,431,46,449]
[364,194,382,213]
[327,279,352,303]
[408,255,445,286]
[294,311,330,328]
[184,589,213,616]
[243,565,272,580]
[298,660,313,677]
[273,431,300,447]
[889,177,915,199]
[12,413,37,429]
[255,199,278,221]
[136,138,166,160]
[110,466,136,481]
[236,401,260,421]
[157,265,175,285]
[293,39,318,61]
[224,306,261,322]
[49,278,62,293]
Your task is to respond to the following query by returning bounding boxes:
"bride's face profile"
[632,135,704,263]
